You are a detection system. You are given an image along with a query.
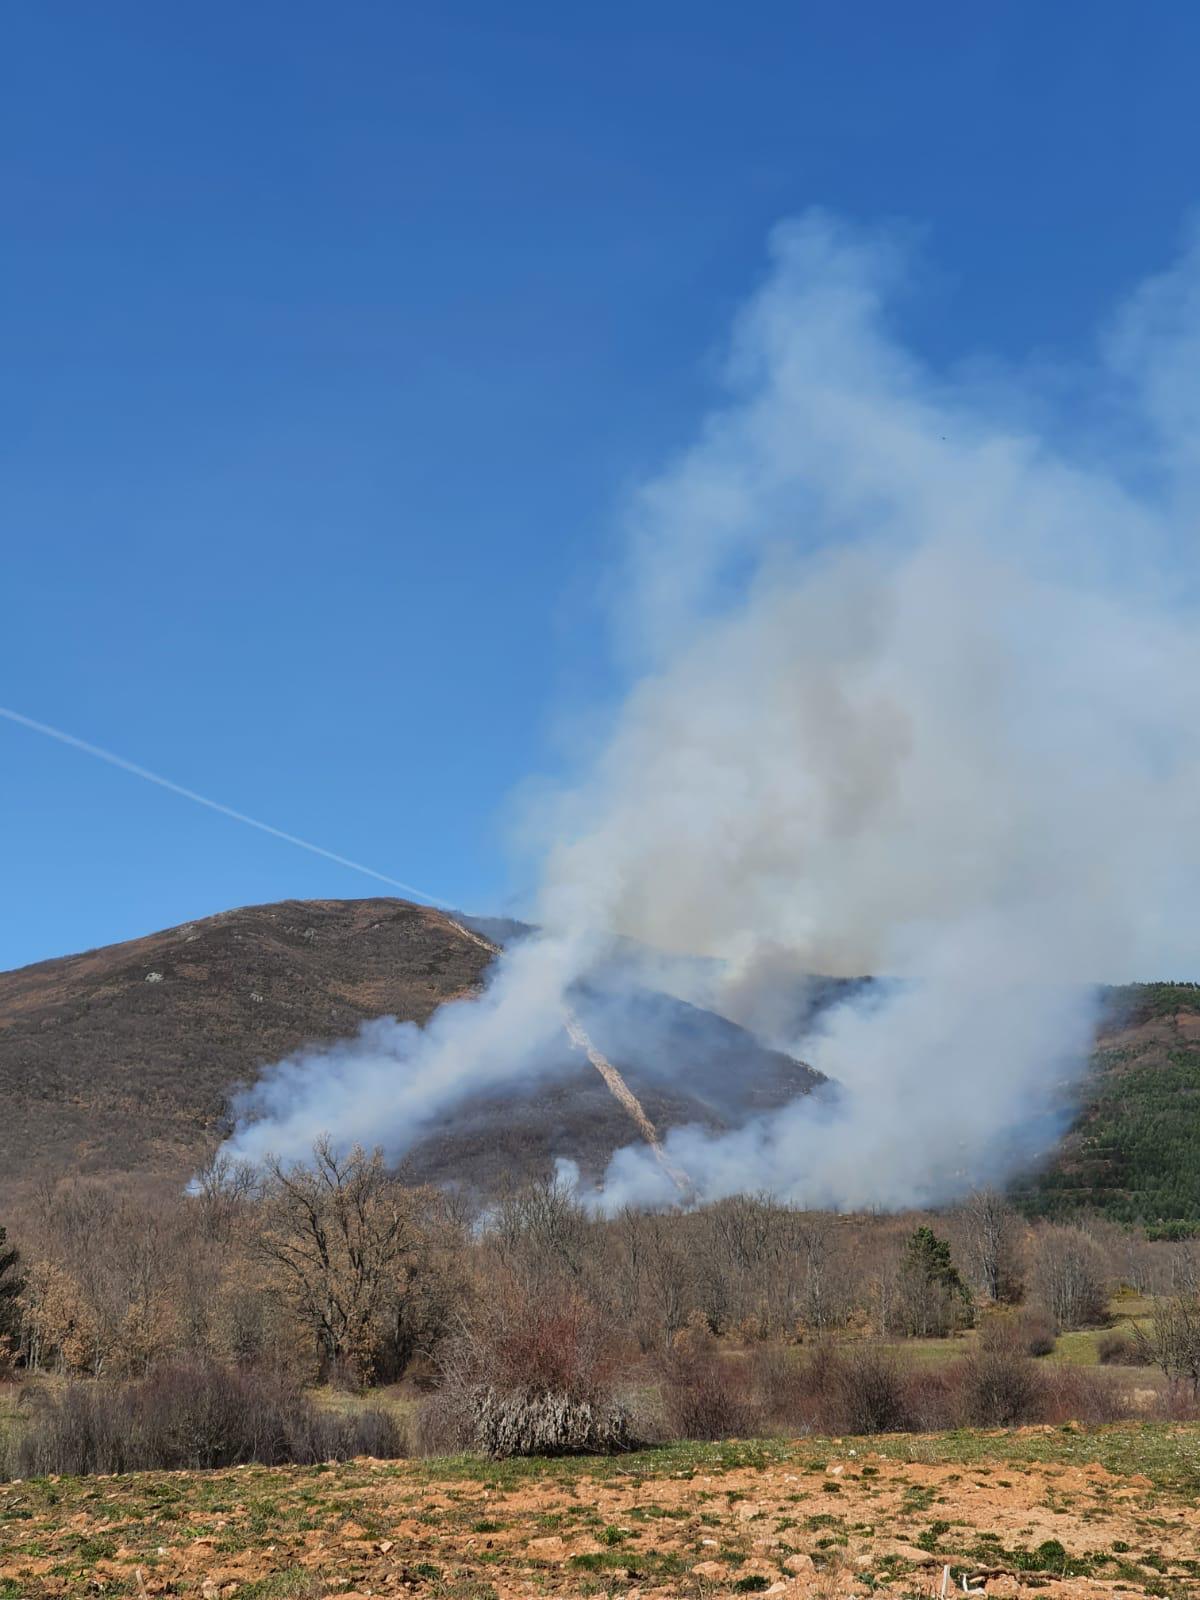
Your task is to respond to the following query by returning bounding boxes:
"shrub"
[657,1334,757,1441]
[1097,1331,1138,1366]
[411,1382,476,1456]
[901,1364,965,1432]
[471,1388,632,1457]
[1016,1309,1059,1357]
[960,1350,1039,1427]
[1037,1365,1132,1425]
[979,1308,1058,1358]
[822,1346,911,1435]
[416,1279,633,1458]
[5,1361,404,1478]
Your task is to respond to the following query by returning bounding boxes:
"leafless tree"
[193,1153,260,1243]
[1134,1294,1200,1397]
[960,1190,1021,1303]
[257,1139,429,1382]
[487,1174,592,1294]
[1029,1224,1109,1329]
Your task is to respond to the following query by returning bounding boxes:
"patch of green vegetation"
[865,1423,1200,1496]
[901,1484,937,1511]
[471,1518,503,1533]
[865,1553,915,1587]
[1016,989,1200,1224]
[733,1577,770,1593]
[71,1534,117,1561]
[568,1548,687,1579]
[916,1520,952,1552]
[233,1574,325,1600]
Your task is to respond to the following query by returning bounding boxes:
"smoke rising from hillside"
[220,213,1200,1208]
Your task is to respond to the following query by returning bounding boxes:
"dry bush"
[821,1345,912,1434]
[416,1277,632,1458]
[5,1360,404,1478]
[900,1364,962,1432]
[747,1341,945,1436]
[978,1307,1058,1358]
[1015,1308,1059,1356]
[657,1318,757,1440]
[745,1341,822,1431]
[1036,1364,1133,1425]
[959,1349,1040,1426]
[1097,1331,1139,1365]
[473,1286,618,1400]
[410,1381,476,1456]
[472,1388,632,1458]
[1152,1382,1200,1421]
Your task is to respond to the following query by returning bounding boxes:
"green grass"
[366,1424,1200,1499]
[863,1423,1200,1495]
[231,1574,324,1600]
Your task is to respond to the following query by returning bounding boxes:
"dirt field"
[2,1425,1198,1599]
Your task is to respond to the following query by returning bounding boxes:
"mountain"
[7,897,1194,1222]
[0,897,821,1201]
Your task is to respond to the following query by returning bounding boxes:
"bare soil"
[2,1425,1198,1599]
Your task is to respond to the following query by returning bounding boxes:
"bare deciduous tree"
[1134,1294,1200,1397]
[258,1139,429,1382]
[960,1189,1021,1304]
[1029,1224,1109,1330]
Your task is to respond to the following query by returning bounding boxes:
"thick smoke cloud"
[219,214,1200,1208]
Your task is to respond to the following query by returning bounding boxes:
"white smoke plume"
[219,212,1200,1209]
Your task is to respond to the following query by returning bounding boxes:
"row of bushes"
[4,1361,403,1478]
[653,1337,1156,1440]
[5,1292,1195,1478]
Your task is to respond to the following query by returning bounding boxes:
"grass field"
[2,1423,1199,1598]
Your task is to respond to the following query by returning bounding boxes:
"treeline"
[4,1146,1200,1470]
[3,1144,1199,1384]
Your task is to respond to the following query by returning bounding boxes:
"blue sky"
[3,1,1199,970]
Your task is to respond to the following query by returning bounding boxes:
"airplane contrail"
[0,704,445,906]
[1,703,692,1190]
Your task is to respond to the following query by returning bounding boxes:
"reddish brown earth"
[2,1426,1199,1597]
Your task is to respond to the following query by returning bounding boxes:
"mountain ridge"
[0,896,821,1201]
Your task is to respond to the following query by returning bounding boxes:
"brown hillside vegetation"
[0,899,819,1201]
[0,899,488,1195]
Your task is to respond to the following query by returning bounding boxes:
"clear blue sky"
[3,1,1198,970]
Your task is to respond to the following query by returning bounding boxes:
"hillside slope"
[0,899,490,1192]
[1016,984,1200,1226]
[0,898,820,1199]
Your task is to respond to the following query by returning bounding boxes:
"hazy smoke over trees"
[219,212,1200,1210]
